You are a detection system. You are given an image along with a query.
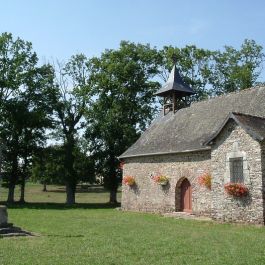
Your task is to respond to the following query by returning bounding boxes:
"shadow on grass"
[46,234,85,238]
[47,188,121,194]
[0,202,121,210]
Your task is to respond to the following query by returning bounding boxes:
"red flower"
[198,172,212,190]
[224,183,248,197]
[152,175,168,184]
[122,176,135,186]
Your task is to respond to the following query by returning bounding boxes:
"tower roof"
[155,65,195,97]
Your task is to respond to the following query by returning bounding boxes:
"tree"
[31,145,95,191]
[0,33,55,203]
[31,146,67,191]
[0,32,36,109]
[1,65,54,202]
[51,55,92,204]
[74,144,95,185]
[159,40,264,101]
[159,45,214,101]
[211,39,264,95]
[86,41,161,203]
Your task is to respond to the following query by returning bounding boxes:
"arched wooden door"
[180,179,192,212]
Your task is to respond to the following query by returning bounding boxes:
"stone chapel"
[120,64,265,224]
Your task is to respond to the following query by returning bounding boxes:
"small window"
[229,157,244,183]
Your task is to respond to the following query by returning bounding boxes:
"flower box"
[224,182,248,197]
[198,172,212,190]
[122,176,135,187]
[152,175,169,186]
[158,180,168,186]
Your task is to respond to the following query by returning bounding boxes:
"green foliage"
[160,39,264,100]
[31,146,65,186]
[211,39,264,95]
[0,32,55,202]
[0,32,264,205]
[0,32,38,105]
[86,41,161,201]
[160,45,214,100]
[74,146,95,184]
[85,40,264,202]
[51,54,93,204]
[31,145,95,186]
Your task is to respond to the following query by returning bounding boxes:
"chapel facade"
[120,65,265,224]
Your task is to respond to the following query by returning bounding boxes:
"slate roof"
[205,112,265,145]
[155,65,195,97]
[120,87,265,159]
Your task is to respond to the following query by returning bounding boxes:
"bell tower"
[155,60,195,115]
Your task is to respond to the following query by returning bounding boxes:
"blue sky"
[1,0,265,78]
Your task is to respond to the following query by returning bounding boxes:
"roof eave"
[119,146,211,159]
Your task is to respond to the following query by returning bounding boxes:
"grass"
[0,182,121,204]
[1,184,265,265]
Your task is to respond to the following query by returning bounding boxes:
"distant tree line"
[0,32,264,204]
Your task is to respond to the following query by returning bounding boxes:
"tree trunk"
[64,134,76,205]
[7,156,18,203]
[66,183,75,205]
[42,183,47,192]
[108,153,118,204]
[7,183,15,203]
[19,157,29,203]
[19,179,25,203]
[109,188,118,204]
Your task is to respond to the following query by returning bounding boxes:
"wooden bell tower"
[155,61,195,115]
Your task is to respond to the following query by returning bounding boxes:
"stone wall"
[121,151,212,215]
[260,141,265,221]
[211,120,264,224]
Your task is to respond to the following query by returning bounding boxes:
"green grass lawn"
[1,184,265,265]
[0,182,121,204]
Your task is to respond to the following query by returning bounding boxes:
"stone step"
[0,206,33,237]
[0,227,21,234]
[163,212,212,221]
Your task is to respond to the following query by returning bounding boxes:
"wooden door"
[180,179,192,212]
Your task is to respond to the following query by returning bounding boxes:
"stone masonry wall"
[260,141,265,221]
[211,120,264,224]
[121,151,212,215]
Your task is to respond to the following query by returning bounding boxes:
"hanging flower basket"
[224,183,248,197]
[198,172,212,190]
[152,175,169,186]
[122,176,135,187]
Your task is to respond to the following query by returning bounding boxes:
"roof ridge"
[189,86,265,108]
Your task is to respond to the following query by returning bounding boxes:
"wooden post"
[163,97,166,116]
